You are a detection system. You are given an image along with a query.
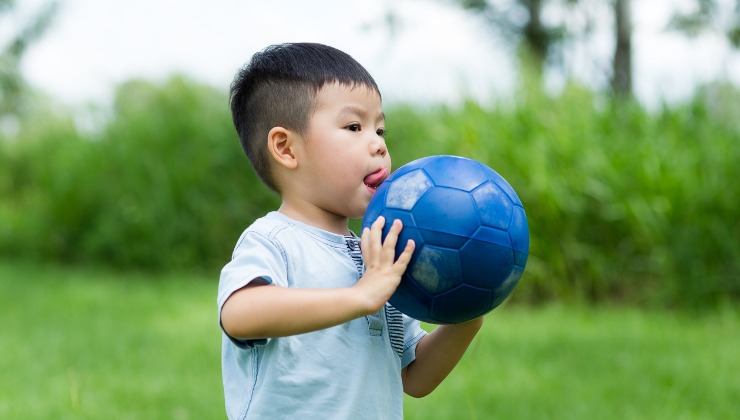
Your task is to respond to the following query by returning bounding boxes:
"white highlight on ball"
[386,170,432,210]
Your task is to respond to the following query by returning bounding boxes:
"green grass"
[1,262,737,419]
[0,262,223,419]
[406,305,739,419]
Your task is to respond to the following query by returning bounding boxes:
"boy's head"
[230,43,381,192]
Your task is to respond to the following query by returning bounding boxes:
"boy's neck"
[277,202,352,236]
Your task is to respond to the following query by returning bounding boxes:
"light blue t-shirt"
[218,212,427,419]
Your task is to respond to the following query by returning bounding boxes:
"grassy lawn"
[1,262,737,419]
[406,305,739,419]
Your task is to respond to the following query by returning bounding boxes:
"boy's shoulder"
[239,211,346,251]
[245,211,284,235]
[234,212,291,253]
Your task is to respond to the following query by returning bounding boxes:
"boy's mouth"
[363,167,390,192]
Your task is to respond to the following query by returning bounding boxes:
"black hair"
[229,43,380,191]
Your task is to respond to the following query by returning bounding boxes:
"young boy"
[218,42,483,419]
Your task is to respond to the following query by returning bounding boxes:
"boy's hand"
[354,216,415,315]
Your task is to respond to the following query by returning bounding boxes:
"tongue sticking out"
[364,168,390,189]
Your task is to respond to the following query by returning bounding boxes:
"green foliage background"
[1,76,738,307]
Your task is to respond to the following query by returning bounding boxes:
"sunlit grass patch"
[1,262,737,419]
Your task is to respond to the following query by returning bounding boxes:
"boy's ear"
[267,127,298,170]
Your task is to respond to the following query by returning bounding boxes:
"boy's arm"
[401,317,484,398]
[221,217,415,340]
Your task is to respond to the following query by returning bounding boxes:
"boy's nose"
[371,137,387,157]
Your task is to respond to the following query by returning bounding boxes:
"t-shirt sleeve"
[217,229,287,348]
[401,315,428,368]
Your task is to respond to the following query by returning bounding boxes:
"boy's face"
[293,82,391,220]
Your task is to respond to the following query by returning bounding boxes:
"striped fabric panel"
[345,236,382,334]
[344,236,364,278]
[385,304,405,359]
[344,235,405,358]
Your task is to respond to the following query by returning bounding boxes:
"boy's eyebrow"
[338,106,385,123]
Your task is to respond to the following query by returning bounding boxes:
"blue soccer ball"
[362,155,529,324]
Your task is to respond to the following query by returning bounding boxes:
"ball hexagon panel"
[459,237,514,290]
[488,171,522,207]
[431,285,493,324]
[385,169,433,210]
[408,245,462,295]
[411,187,480,238]
[472,182,514,230]
[490,266,523,309]
[508,205,530,254]
[422,156,489,192]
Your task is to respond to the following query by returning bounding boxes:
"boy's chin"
[347,206,368,220]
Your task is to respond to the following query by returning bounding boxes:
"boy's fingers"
[368,216,385,255]
[381,219,402,255]
[372,215,386,229]
[394,239,415,267]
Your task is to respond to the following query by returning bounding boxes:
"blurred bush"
[1,76,738,307]
[0,76,278,270]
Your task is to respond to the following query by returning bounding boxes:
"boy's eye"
[376,128,385,137]
[347,124,361,132]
